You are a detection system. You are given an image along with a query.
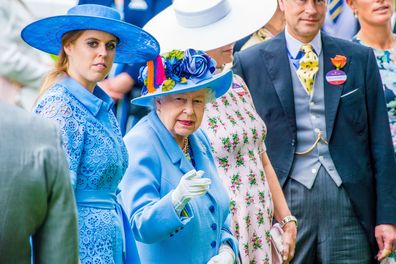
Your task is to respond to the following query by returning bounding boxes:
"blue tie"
[328,0,343,23]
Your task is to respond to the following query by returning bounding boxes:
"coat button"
[211,241,216,248]
[211,223,217,230]
[209,205,215,213]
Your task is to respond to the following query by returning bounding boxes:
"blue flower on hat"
[140,48,217,93]
[183,49,216,80]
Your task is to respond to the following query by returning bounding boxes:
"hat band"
[174,0,231,28]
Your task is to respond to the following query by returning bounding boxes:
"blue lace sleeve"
[35,89,85,188]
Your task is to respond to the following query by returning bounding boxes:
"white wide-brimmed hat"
[143,0,277,53]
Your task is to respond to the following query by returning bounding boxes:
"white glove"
[207,243,235,264]
[171,170,211,214]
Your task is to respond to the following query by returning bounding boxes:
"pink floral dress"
[202,74,274,264]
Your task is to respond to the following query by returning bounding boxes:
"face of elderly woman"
[64,30,118,91]
[348,0,394,26]
[156,89,207,145]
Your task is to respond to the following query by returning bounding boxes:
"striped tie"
[328,0,343,23]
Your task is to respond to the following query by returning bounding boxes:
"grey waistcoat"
[289,52,342,189]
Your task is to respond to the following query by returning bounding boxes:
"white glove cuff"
[171,190,190,215]
[219,243,235,263]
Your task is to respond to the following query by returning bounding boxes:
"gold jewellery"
[182,137,191,161]
[295,131,328,155]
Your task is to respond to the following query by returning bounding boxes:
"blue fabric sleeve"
[120,129,193,244]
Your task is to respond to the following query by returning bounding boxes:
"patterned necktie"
[328,0,343,23]
[297,44,319,95]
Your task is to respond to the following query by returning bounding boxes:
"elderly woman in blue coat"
[119,49,238,263]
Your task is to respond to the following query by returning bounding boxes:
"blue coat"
[119,111,238,264]
[233,31,396,257]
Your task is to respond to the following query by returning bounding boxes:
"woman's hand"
[281,221,297,263]
[171,170,211,214]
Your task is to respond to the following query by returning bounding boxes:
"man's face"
[279,0,327,43]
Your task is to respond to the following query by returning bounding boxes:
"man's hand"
[375,224,396,260]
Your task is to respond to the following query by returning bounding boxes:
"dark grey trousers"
[284,166,372,264]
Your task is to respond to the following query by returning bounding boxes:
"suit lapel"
[262,32,297,133]
[322,33,351,141]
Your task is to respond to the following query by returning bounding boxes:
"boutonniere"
[331,55,347,70]
[326,55,347,85]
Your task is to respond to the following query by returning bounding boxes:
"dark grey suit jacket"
[0,102,78,263]
[233,31,396,256]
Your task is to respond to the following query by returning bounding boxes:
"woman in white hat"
[21,4,159,264]
[144,0,297,263]
[119,49,238,263]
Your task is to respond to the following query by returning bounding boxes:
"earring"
[353,10,358,19]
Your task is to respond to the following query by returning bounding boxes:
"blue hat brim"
[21,15,160,64]
[131,70,233,107]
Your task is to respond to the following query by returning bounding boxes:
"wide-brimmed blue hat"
[21,4,160,64]
[132,49,232,107]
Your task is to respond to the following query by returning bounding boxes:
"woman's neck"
[358,21,394,50]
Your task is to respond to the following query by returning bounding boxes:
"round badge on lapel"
[326,70,347,85]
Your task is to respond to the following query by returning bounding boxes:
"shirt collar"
[59,76,114,116]
[285,27,322,58]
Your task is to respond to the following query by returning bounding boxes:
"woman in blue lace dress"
[348,0,396,262]
[21,4,159,264]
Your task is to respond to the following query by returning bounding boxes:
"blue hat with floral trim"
[21,4,160,64]
[131,49,233,107]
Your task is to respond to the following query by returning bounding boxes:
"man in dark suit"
[233,0,396,263]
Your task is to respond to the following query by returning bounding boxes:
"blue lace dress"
[35,76,132,264]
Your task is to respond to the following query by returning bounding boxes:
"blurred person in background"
[322,0,359,40]
[22,4,159,263]
[144,0,297,263]
[235,2,285,52]
[0,0,53,109]
[0,102,78,264]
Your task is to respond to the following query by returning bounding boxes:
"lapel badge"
[326,55,347,85]
[232,81,247,96]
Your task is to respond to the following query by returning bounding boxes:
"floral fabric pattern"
[202,74,273,264]
[353,36,396,153]
[35,79,128,264]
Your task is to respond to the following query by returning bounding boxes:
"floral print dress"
[353,36,396,153]
[202,74,274,264]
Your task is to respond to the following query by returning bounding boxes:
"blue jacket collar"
[147,111,207,174]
